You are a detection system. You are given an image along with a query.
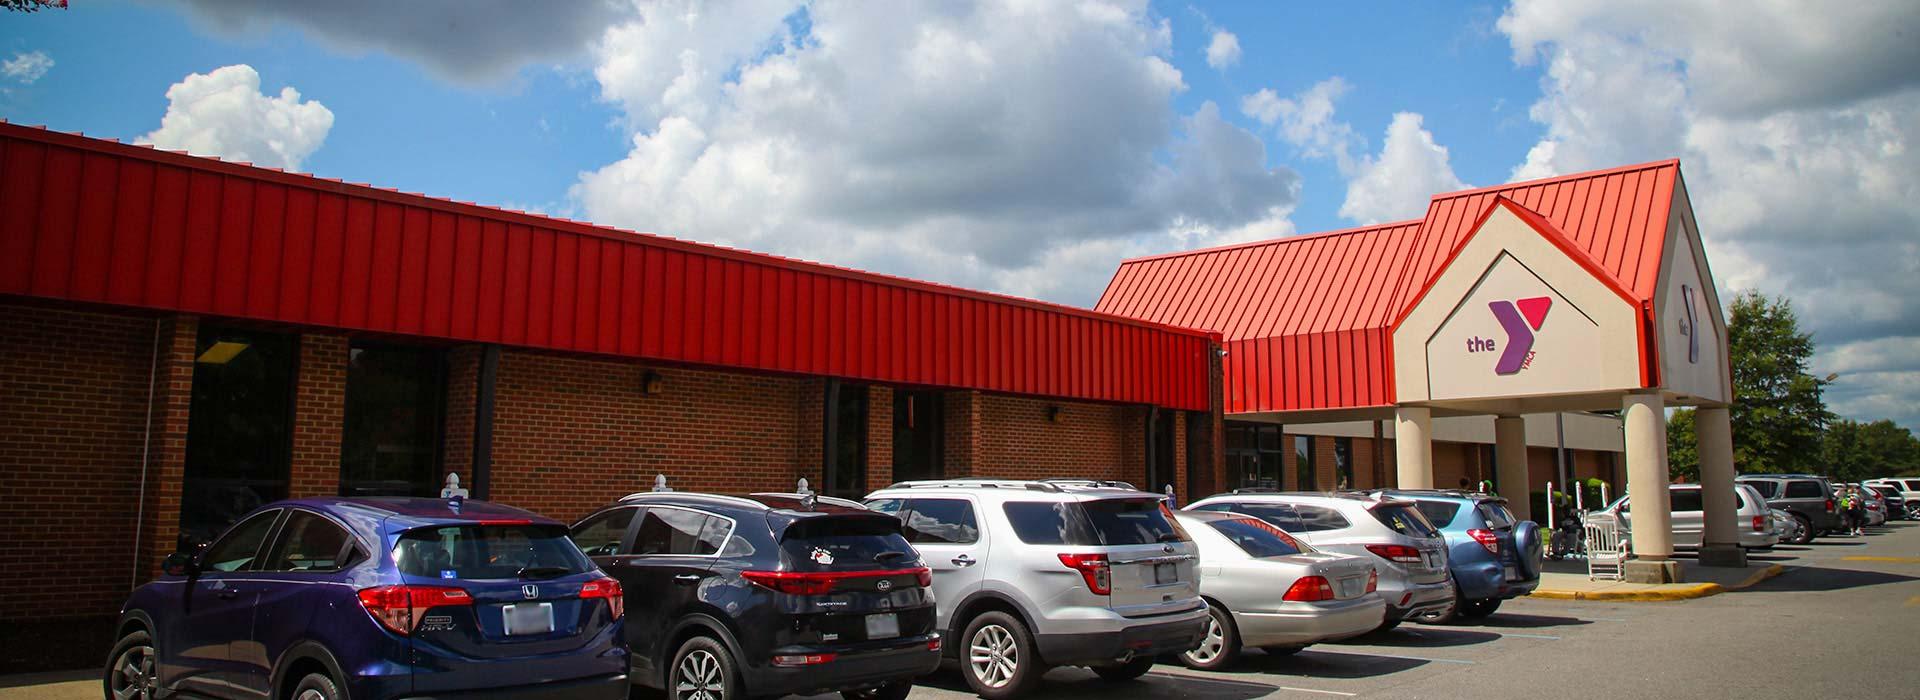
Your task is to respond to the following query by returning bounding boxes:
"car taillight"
[928,636,943,652]
[1468,529,1500,555]
[1057,553,1112,595]
[1825,498,1835,512]
[1283,576,1335,602]
[579,576,625,619]
[1365,544,1423,564]
[741,567,932,596]
[771,653,837,667]
[356,585,471,636]
[1365,569,1378,593]
[1751,516,1766,532]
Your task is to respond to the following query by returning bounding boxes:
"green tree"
[1667,407,1698,482]
[1823,419,1920,481]
[1726,292,1833,473]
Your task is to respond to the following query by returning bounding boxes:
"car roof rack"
[1037,478,1139,490]
[748,492,869,510]
[617,491,769,509]
[884,478,1065,492]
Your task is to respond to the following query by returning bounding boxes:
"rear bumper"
[1233,597,1385,647]
[1034,608,1209,666]
[1383,579,1455,621]
[742,634,942,697]
[396,672,626,700]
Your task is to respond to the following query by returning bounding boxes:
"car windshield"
[394,523,590,580]
[1003,498,1186,546]
[1412,501,1461,529]
[1207,517,1311,558]
[779,516,919,572]
[1369,503,1440,538]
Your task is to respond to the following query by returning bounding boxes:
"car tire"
[1177,604,1241,671]
[1789,514,1816,545]
[842,680,914,700]
[962,611,1043,700]
[103,629,158,700]
[669,636,740,700]
[1261,645,1307,656]
[290,672,342,700]
[1458,598,1501,618]
[1092,657,1155,682]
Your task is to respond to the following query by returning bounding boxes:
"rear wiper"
[875,551,910,563]
[517,566,571,580]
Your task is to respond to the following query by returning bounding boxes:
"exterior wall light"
[1046,405,1062,423]
[641,370,665,395]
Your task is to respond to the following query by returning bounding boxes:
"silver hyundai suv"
[1186,492,1454,630]
[864,479,1209,699]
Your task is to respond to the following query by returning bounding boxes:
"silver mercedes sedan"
[1172,510,1387,670]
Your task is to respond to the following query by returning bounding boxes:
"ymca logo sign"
[1466,297,1552,375]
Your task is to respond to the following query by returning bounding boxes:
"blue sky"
[1,1,1915,431]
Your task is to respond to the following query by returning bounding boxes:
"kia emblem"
[876,579,893,592]
[521,584,539,599]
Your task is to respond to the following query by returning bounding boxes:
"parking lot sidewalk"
[1529,562,1784,601]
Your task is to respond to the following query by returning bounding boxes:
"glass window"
[1290,505,1352,533]
[1294,436,1314,490]
[892,389,946,482]
[1744,479,1780,499]
[632,508,721,556]
[865,498,905,514]
[394,524,590,579]
[1669,489,1704,512]
[341,344,447,497]
[1003,502,1090,545]
[779,516,918,572]
[1784,481,1823,499]
[200,509,282,573]
[1079,498,1184,545]
[825,383,869,499]
[902,499,979,544]
[262,510,353,572]
[180,325,298,545]
[1478,502,1517,530]
[1219,502,1301,531]
[569,507,639,557]
[1224,422,1283,490]
[1368,503,1438,538]
[1207,517,1310,558]
[1334,438,1354,489]
[1903,480,1920,491]
[1413,501,1462,529]
[1149,410,1176,494]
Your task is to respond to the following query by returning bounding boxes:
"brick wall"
[0,303,163,619]
[441,345,483,484]
[864,386,894,492]
[942,391,981,477]
[289,333,347,498]
[966,393,1141,482]
[485,352,810,523]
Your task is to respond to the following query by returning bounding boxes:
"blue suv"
[105,497,627,700]
[1365,490,1542,620]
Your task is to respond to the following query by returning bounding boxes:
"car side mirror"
[161,551,198,577]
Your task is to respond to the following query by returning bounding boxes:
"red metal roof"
[1096,160,1682,413]
[0,122,1217,411]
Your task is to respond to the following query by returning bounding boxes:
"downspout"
[131,318,161,590]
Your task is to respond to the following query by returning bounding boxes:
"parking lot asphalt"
[7,522,1916,700]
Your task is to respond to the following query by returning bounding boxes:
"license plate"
[1154,563,1178,584]
[503,602,554,636]
[1337,577,1363,598]
[1424,552,1440,568]
[865,613,900,639]
[1504,565,1520,581]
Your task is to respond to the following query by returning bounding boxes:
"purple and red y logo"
[1480,296,1551,374]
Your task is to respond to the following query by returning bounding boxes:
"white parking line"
[1279,687,1357,696]
[1500,632,1561,640]
[1312,649,1476,665]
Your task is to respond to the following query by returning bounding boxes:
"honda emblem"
[521,584,539,599]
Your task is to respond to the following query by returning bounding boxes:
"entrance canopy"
[1097,159,1728,420]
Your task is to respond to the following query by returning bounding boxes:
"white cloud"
[174,0,630,84]
[142,65,334,171]
[573,0,1298,307]
[1499,0,1920,428]
[2,50,52,84]
[1241,77,1358,173]
[1205,30,1241,70]
[1340,113,1467,224]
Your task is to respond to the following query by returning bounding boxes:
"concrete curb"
[1527,564,1783,602]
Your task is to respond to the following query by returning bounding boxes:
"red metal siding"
[0,124,1215,411]
[1098,160,1680,414]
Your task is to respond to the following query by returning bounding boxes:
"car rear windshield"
[1784,480,1824,499]
[1477,502,1517,529]
[1208,517,1311,558]
[394,524,590,580]
[779,516,919,572]
[1369,503,1440,538]
[1003,498,1184,546]
[1743,480,1780,499]
[1412,501,1461,528]
[1870,486,1898,499]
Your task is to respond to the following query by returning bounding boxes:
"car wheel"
[1261,645,1307,656]
[1458,598,1501,618]
[670,636,740,700]
[104,629,158,700]
[962,611,1042,700]
[1178,604,1241,671]
[290,672,341,700]
[1092,657,1155,682]
[842,680,913,700]
[1789,514,1816,545]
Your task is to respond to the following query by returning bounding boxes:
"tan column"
[1696,406,1746,566]
[1495,415,1531,521]
[1623,393,1673,559]
[1395,406,1434,489]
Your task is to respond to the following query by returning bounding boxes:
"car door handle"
[674,574,701,585]
[951,556,975,567]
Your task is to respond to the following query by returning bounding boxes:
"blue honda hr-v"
[105,497,627,700]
